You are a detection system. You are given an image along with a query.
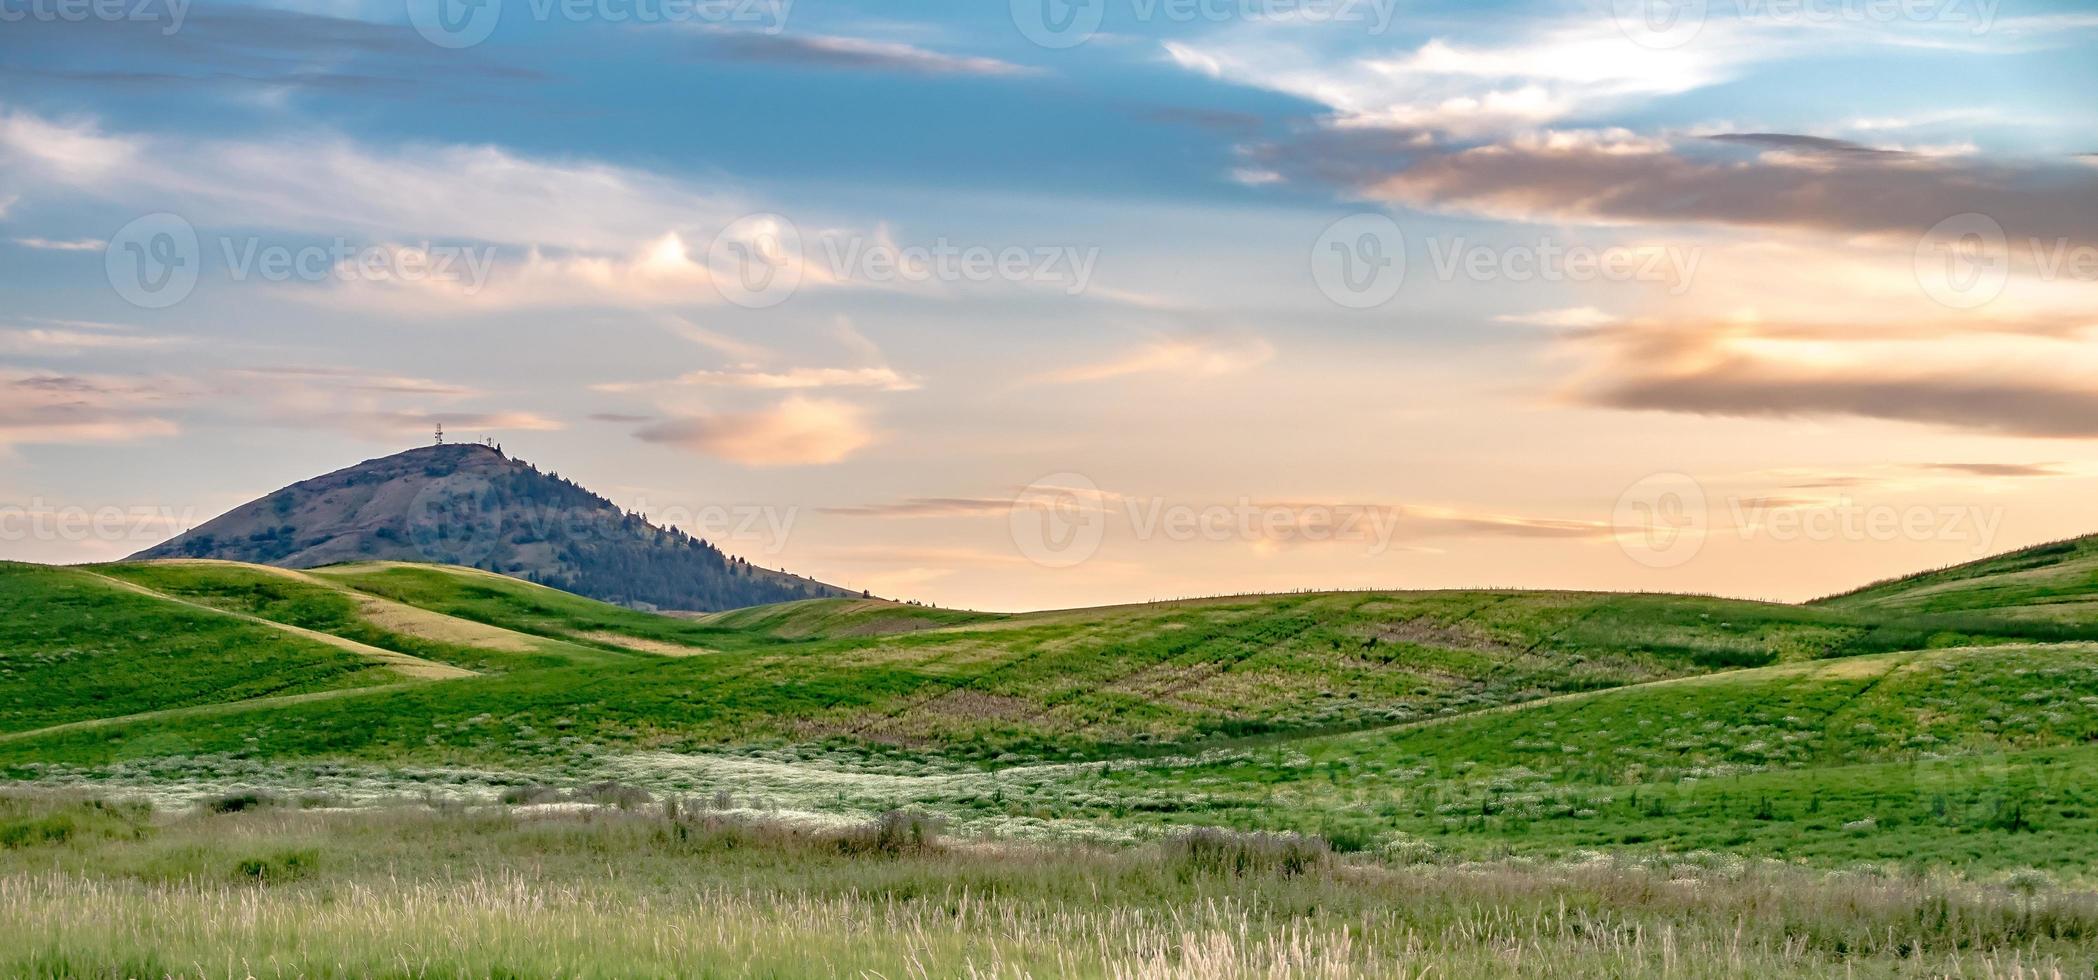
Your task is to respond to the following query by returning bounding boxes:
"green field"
[7,544,2098,975]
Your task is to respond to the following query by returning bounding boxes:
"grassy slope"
[0,572,1990,770]
[1820,534,2098,619]
[12,543,2098,874]
[0,564,401,736]
[94,561,629,672]
[1066,643,2098,871]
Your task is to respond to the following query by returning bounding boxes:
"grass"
[94,561,633,672]
[0,564,397,736]
[14,545,2098,972]
[1,793,2095,978]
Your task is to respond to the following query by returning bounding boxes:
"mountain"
[129,443,853,611]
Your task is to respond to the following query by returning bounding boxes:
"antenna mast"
[434,423,444,446]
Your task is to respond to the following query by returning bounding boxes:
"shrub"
[0,814,76,849]
[234,847,319,883]
[578,782,651,810]
[1161,828,1330,878]
[204,791,279,814]
[498,785,563,806]
[837,810,943,857]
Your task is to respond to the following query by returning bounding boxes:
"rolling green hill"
[9,540,2098,877]
[1819,534,2098,619]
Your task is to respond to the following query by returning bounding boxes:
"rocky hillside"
[130,444,851,611]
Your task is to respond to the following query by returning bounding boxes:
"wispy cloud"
[819,496,1012,518]
[11,236,105,251]
[634,395,873,466]
[1244,127,2098,248]
[703,31,1039,77]
[1028,334,1274,385]
[1562,321,2098,438]
[598,365,918,393]
[0,370,190,448]
[1496,307,1617,328]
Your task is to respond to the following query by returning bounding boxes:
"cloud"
[226,366,480,398]
[1562,321,2098,438]
[598,365,919,393]
[826,487,1614,544]
[1249,127,2098,248]
[0,370,190,447]
[0,323,187,355]
[1162,19,1753,136]
[634,396,873,466]
[1029,334,1275,385]
[1920,462,2065,478]
[1164,13,2094,138]
[0,107,745,254]
[702,31,1037,76]
[11,236,105,251]
[819,497,1012,518]
[11,6,542,103]
[357,409,564,434]
[1495,307,1617,328]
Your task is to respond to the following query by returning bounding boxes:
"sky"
[2,0,2096,611]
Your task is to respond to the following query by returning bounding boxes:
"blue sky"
[3,0,2097,608]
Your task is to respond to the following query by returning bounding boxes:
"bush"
[1161,828,1330,878]
[836,810,943,856]
[234,847,319,883]
[0,814,76,849]
[498,785,563,806]
[578,782,652,810]
[204,791,279,814]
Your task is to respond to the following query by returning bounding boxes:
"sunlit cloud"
[1027,334,1274,385]
[634,396,874,466]
[0,370,190,448]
